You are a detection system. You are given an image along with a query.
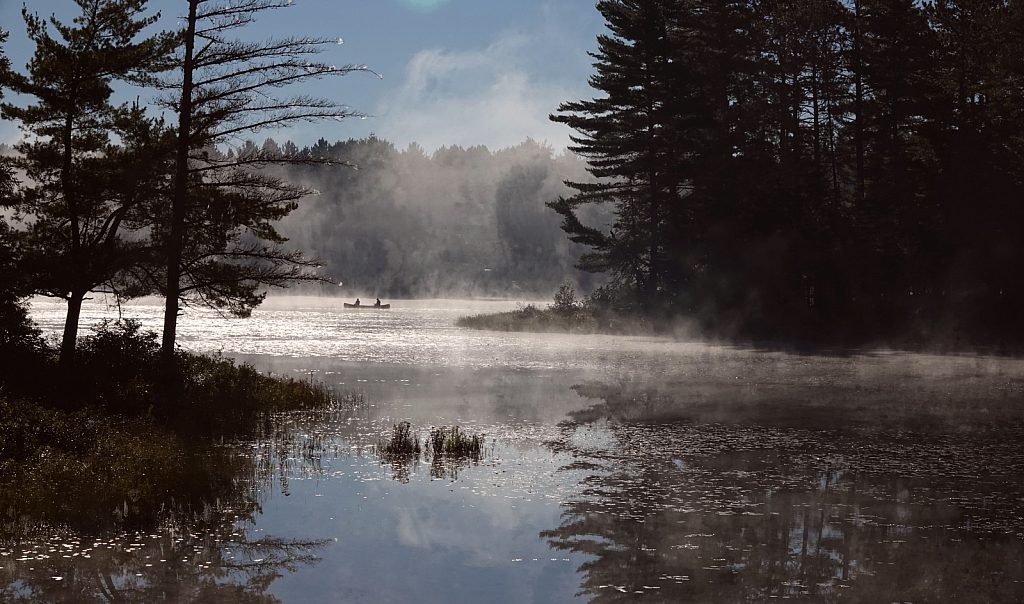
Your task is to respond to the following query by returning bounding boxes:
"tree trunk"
[59,291,85,370]
[854,0,865,203]
[59,91,82,371]
[161,0,198,366]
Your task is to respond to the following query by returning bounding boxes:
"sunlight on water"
[28,296,712,375]
[19,295,1024,602]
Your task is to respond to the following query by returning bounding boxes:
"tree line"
[266,135,605,299]
[553,0,1024,346]
[0,0,376,372]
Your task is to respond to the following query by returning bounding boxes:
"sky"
[0,0,607,153]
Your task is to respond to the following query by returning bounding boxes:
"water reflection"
[544,384,1024,602]
[375,421,490,483]
[0,530,325,603]
[0,408,353,603]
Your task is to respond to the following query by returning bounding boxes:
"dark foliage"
[554,0,1024,348]
[0,317,338,437]
[1,0,177,369]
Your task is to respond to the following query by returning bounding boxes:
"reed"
[427,425,484,457]
[377,421,421,459]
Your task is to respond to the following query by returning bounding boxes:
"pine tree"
[155,0,374,362]
[550,0,698,311]
[925,0,1024,335]
[0,0,175,368]
[0,28,13,203]
[0,28,35,353]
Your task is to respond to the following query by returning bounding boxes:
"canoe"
[343,303,390,309]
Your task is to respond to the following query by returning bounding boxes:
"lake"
[12,296,1024,602]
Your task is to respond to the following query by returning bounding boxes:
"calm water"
[12,296,1024,602]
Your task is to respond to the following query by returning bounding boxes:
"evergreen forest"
[549,0,1024,347]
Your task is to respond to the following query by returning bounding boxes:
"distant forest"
[259,137,607,298]
[547,0,1024,346]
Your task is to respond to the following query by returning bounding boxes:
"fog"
[267,136,609,299]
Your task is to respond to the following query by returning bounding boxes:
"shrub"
[76,319,162,414]
[551,280,579,315]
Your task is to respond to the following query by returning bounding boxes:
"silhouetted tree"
[0,0,175,368]
[155,0,374,362]
[550,0,695,311]
[0,29,14,203]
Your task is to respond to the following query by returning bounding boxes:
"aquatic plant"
[175,351,343,435]
[427,426,484,457]
[373,422,488,482]
[377,421,421,459]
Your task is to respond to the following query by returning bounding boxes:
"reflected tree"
[0,407,357,602]
[542,386,1024,602]
[0,530,325,603]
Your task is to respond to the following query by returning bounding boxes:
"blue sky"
[0,0,606,152]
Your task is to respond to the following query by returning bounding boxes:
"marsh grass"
[377,421,421,459]
[426,426,487,481]
[427,426,484,457]
[456,303,658,336]
[456,304,598,333]
[375,422,488,482]
[175,351,344,436]
[0,395,260,540]
[0,319,353,539]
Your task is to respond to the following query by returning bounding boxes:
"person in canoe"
[375,298,381,307]
[354,298,360,307]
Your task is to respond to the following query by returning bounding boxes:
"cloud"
[372,31,589,153]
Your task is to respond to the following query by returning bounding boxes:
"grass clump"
[377,421,421,459]
[374,422,488,482]
[428,426,484,457]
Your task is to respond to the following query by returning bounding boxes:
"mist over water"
[265,137,609,299]
[20,296,1024,602]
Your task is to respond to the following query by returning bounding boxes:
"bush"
[76,319,162,414]
[551,280,579,315]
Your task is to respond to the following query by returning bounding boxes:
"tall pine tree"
[1,0,175,368]
[550,0,699,312]
[155,0,374,363]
